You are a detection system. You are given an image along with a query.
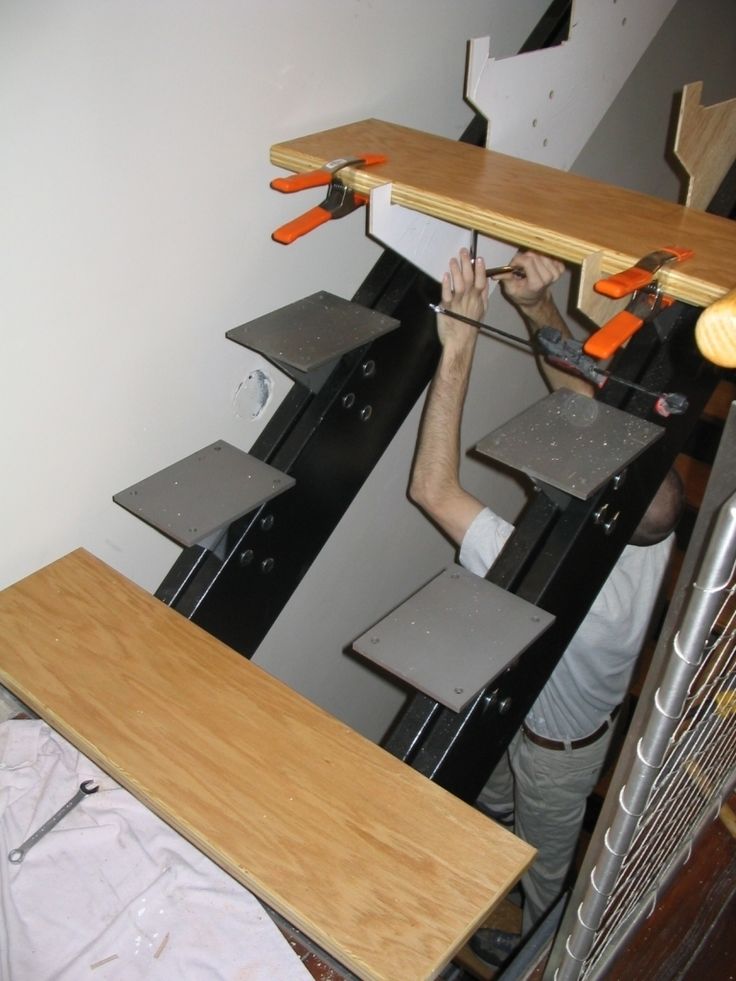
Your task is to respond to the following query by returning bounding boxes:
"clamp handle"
[595,269,654,299]
[583,310,644,360]
[594,246,694,299]
[270,153,387,193]
[271,172,333,193]
[272,182,368,244]
[272,206,332,245]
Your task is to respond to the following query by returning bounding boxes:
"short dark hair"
[630,468,685,546]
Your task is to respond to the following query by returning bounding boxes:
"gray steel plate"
[114,441,294,547]
[353,566,555,712]
[226,291,400,372]
[475,388,663,500]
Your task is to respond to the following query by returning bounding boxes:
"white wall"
[0,1,546,736]
[3,1,733,742]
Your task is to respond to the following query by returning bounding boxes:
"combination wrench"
[8,779,99,863]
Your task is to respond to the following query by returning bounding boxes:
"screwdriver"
[428,304,688,417]
[485,265,527,279]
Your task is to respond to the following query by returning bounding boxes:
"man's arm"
[409,249,488,546]
[497,251,594,397]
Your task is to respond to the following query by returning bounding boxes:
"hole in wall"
[233,369,273,420]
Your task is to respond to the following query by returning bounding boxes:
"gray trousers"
[479,725,614,936]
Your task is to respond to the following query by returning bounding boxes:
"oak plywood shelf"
[270,118,736,309]
[0,550,534,981]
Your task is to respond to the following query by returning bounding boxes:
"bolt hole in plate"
[353,566,554,712]
[113,441,294,547]
[475,389,663,501]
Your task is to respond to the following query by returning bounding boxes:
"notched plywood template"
[467,0,678,169]
[0,550,535,981]
[366,0,677,280]
[270,118,736,309]
[576,251,630,328]
[674,81,736,210]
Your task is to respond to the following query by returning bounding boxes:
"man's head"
[630,468,685,547]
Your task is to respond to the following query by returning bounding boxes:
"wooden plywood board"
[0,550,534,981]
[270,118,736,308]
[674,81,736,211]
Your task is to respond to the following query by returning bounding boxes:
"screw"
[260,514,274,532]
[239,549,255,567]
[612,470,627,491]
[362,359,376,378]
[260,557,275,574]
[484,689,499,710]
[342,392,356,409]
[594,504,619,535]
[359,405,373,422]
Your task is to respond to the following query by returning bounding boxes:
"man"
[409,248,681,965]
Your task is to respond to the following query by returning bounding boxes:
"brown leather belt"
[522,705,620,751]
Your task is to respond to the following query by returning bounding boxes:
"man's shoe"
[468,927,521,968]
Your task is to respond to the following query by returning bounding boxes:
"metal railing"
[552,417,736,979]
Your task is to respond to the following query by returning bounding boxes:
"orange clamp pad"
[583,310,644,360]
[345,152,387,169]
[270,153,387,193]
[594,268,654,299]
[272,206,332,245]
[594,246,695,299]
[271,172,332,193]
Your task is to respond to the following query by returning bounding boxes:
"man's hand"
[497,250,564,311]
[438,249,489,347]
[496,249,593,396]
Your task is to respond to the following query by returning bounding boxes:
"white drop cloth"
[0,720,312,981]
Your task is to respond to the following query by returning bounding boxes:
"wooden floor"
[503,799,736,981]
[604,793,736,980]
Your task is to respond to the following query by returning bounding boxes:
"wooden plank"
[0,549,534,981]
[270,118,736,308]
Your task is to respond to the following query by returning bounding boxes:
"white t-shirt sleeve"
[459,507,515,577]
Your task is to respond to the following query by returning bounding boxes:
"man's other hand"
[438,248,489,346]
[498,250,565,310]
